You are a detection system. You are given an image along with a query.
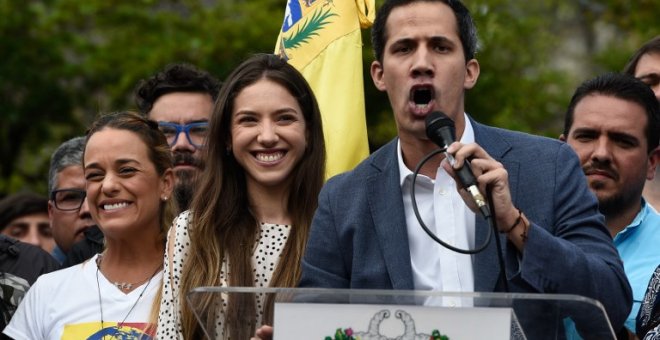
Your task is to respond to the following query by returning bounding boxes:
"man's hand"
[442,142,527,249]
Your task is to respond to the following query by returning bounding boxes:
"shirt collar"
[398,113,475,187]
[616,199,651,237]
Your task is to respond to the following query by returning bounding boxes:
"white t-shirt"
[3,254,162,340]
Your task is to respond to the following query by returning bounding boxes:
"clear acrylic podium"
[187,287,615,339]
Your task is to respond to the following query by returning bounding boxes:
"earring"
[161,196,168,201]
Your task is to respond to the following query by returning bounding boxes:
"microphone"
[425,111,490,218]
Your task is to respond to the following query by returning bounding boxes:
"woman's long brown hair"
[178,54,326,339]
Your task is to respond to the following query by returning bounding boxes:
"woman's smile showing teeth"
[231,78,308,190]
[102,202,130,211]
[255,151,285,163]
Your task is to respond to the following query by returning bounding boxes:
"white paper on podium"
[273,302,512,339]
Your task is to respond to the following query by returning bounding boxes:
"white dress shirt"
[398,113,476,306]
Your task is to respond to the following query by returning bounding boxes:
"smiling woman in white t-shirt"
[4,111,175,340]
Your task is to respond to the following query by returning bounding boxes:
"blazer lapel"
[367,140,415,290]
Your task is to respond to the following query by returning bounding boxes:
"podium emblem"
[324,309,450,340]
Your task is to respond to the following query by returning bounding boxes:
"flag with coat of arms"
[275,0,375,179]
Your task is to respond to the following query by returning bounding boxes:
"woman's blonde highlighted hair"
[179,54,326,339]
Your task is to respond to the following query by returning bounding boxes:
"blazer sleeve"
[299,176,350,289]
[516,142,632,330]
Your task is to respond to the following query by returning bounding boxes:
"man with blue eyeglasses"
[135,63,221,210]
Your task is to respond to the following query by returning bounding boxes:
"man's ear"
[48,201,54,221]
[463,59,480,90]
[559,134,566,142]
[370,60,386,92]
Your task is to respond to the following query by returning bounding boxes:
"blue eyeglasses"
[157,121,209,148]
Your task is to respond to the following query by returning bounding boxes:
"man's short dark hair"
[563,72,660,153]
[0,192,48,232]
[134,63,221,115]
[623,36,660,75]
[371,0,479,63]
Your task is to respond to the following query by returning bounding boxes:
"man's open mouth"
[410,85,435,114]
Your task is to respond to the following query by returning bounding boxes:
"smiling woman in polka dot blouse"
[156,54,326,340]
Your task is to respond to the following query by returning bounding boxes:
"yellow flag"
[276,0,374,179]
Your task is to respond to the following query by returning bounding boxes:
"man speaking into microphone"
[298,0,631,334]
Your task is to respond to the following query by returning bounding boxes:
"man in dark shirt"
[0,235,59,333]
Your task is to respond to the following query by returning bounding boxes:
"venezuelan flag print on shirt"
[62,322,155,339]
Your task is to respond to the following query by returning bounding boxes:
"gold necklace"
[95,253,162,338]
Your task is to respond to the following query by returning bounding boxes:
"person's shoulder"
[15,241,61,271]
[31,258,89,291]
[484,124,562,145]
[0,236,60,284]
[170,210,193,234]
[173,210,192,225]
[325,138,398,187]
[476,123,568,157]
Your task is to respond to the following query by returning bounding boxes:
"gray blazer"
[299,118,632,331]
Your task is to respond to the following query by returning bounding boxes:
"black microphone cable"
[410,147,509,292]
[486,185,510,293]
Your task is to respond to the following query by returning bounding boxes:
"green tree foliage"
[1,1,78,196]
[1,0,659,196]
[1,0,285,196]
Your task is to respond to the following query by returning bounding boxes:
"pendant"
[115,282,134,290]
